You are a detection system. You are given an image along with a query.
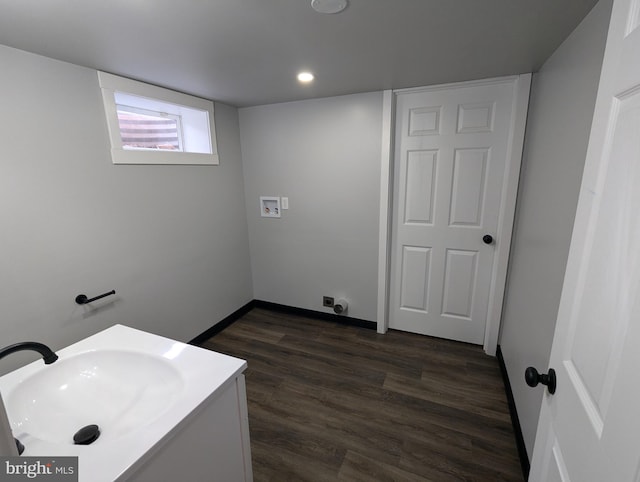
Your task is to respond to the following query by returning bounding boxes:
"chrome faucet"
[0,342,58,365]
[0,342,58,455]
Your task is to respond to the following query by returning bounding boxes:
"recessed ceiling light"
[311,0,348,14]
[297,72,314,83]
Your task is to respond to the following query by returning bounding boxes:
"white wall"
[239,93,383,321]
[499,0,612,459]
[0,46,253,374]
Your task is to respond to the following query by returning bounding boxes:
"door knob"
[483,234,494,245]
[525,367,556,394]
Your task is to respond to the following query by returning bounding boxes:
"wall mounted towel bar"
[75,290,116,305]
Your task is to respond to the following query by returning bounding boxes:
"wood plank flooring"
[201,308,523,482]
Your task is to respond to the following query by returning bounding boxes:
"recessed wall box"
[260,196,281,218]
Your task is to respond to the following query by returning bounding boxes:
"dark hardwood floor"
[201,308,523,482]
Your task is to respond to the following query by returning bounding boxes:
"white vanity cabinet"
[124,375,252,482]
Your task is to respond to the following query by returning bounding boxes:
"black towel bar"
[75,290,116,305]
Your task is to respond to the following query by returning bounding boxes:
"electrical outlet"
[323,296,334,308]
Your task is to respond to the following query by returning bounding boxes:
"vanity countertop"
[0,324,247,481]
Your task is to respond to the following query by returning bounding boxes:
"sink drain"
[73,424,100,445]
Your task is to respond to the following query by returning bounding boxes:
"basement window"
[116,105,183,152]
[98,71,218,165]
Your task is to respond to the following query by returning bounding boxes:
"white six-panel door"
[529,0,640,479]
[389,78,522,344]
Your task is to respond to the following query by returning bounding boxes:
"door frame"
[376,74,532,355]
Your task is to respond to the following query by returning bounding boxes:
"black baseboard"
[497,345,530,480]
[252,299,377,330]
[188,300,256,345]
[189,299,376,345]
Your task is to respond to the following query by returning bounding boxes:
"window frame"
[98,71,219,165]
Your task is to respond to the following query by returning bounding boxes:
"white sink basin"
[6,350,184,444]
[0,324,247,482]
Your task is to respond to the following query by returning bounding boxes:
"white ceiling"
[0,0,599,107]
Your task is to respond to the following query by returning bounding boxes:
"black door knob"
[483,234,494,245]
[525,367,557,394]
